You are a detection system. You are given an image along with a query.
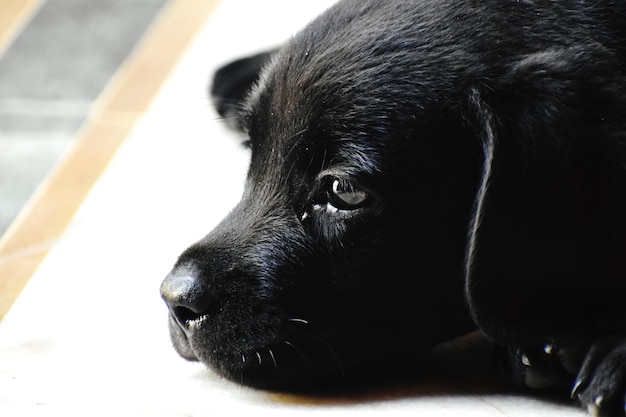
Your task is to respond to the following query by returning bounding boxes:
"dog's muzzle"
[160,268,211,360]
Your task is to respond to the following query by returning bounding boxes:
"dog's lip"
[167,314,314,368]
[167,314,199,361]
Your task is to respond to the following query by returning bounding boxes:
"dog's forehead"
[240,0,532,180]
[243,58,388,177]
[241,0,480,154]
[242,27,434,176]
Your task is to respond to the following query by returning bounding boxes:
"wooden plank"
[0,0,222,319]
[0,0,43,56]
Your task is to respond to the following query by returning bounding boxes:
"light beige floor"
[0,0,587,415]
[0,0,219,319]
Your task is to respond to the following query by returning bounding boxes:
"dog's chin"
[165,303,340,388]
[166,313,459,391]
[165,313,346,390]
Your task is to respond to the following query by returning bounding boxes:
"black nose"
[160,268,214,330]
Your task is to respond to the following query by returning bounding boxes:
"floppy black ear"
[463,46,626,347]
[464,88,498,340]
[463,87,497,331]
[210,50,276,129]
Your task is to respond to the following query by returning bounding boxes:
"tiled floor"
[0,0,589,415]
[0,0,168,236]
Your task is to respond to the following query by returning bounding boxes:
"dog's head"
[161,0,625,389]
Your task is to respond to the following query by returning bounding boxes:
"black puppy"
[161,0,626,415]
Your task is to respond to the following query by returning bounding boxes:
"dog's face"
[161,0,486,389]
[161,0,626,397]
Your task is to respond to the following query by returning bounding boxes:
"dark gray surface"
[0,0,167,235]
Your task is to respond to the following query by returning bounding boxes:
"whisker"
[291,147,319,202]
[256,351,262,365]
[210,114,242,123]
[283,128,310,181]
[287,318,310,325]
[284,340,305,356]
[285,159,300,185]
[206,97,249,111]
[320,147,328,171]
[283,128,309,161]
[301,148,317,179]
[284,340,315,377]
[304,333,347,381]
[268,348,278,368]
[207,97,246,104]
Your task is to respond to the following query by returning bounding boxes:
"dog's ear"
[210,50,276,130]
[463,45,625,345]
[463,87,499,339]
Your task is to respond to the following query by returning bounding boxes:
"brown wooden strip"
[0,0,43,55]
[0,0,222,319]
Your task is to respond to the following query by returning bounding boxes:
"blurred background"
[0,0,168,237]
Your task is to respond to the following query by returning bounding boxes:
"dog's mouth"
[166,313,202,361]
[165,310,352,389]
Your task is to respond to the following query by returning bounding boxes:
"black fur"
[161,0,626,414]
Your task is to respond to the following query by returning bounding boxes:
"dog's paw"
[496,342,585,390]
[572,334,626,417]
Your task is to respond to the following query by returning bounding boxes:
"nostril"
[173,306,202,326]
[160,268,214,329]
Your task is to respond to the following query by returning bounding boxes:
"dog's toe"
[496,343,578,389]
[572,334,626,417]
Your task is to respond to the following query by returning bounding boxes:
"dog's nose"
[160,269,213,330]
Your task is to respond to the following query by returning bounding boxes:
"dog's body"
[161,0,626,414]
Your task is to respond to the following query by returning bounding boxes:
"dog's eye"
[327,178,368,210]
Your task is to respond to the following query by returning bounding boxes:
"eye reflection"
[330,178,368,209]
